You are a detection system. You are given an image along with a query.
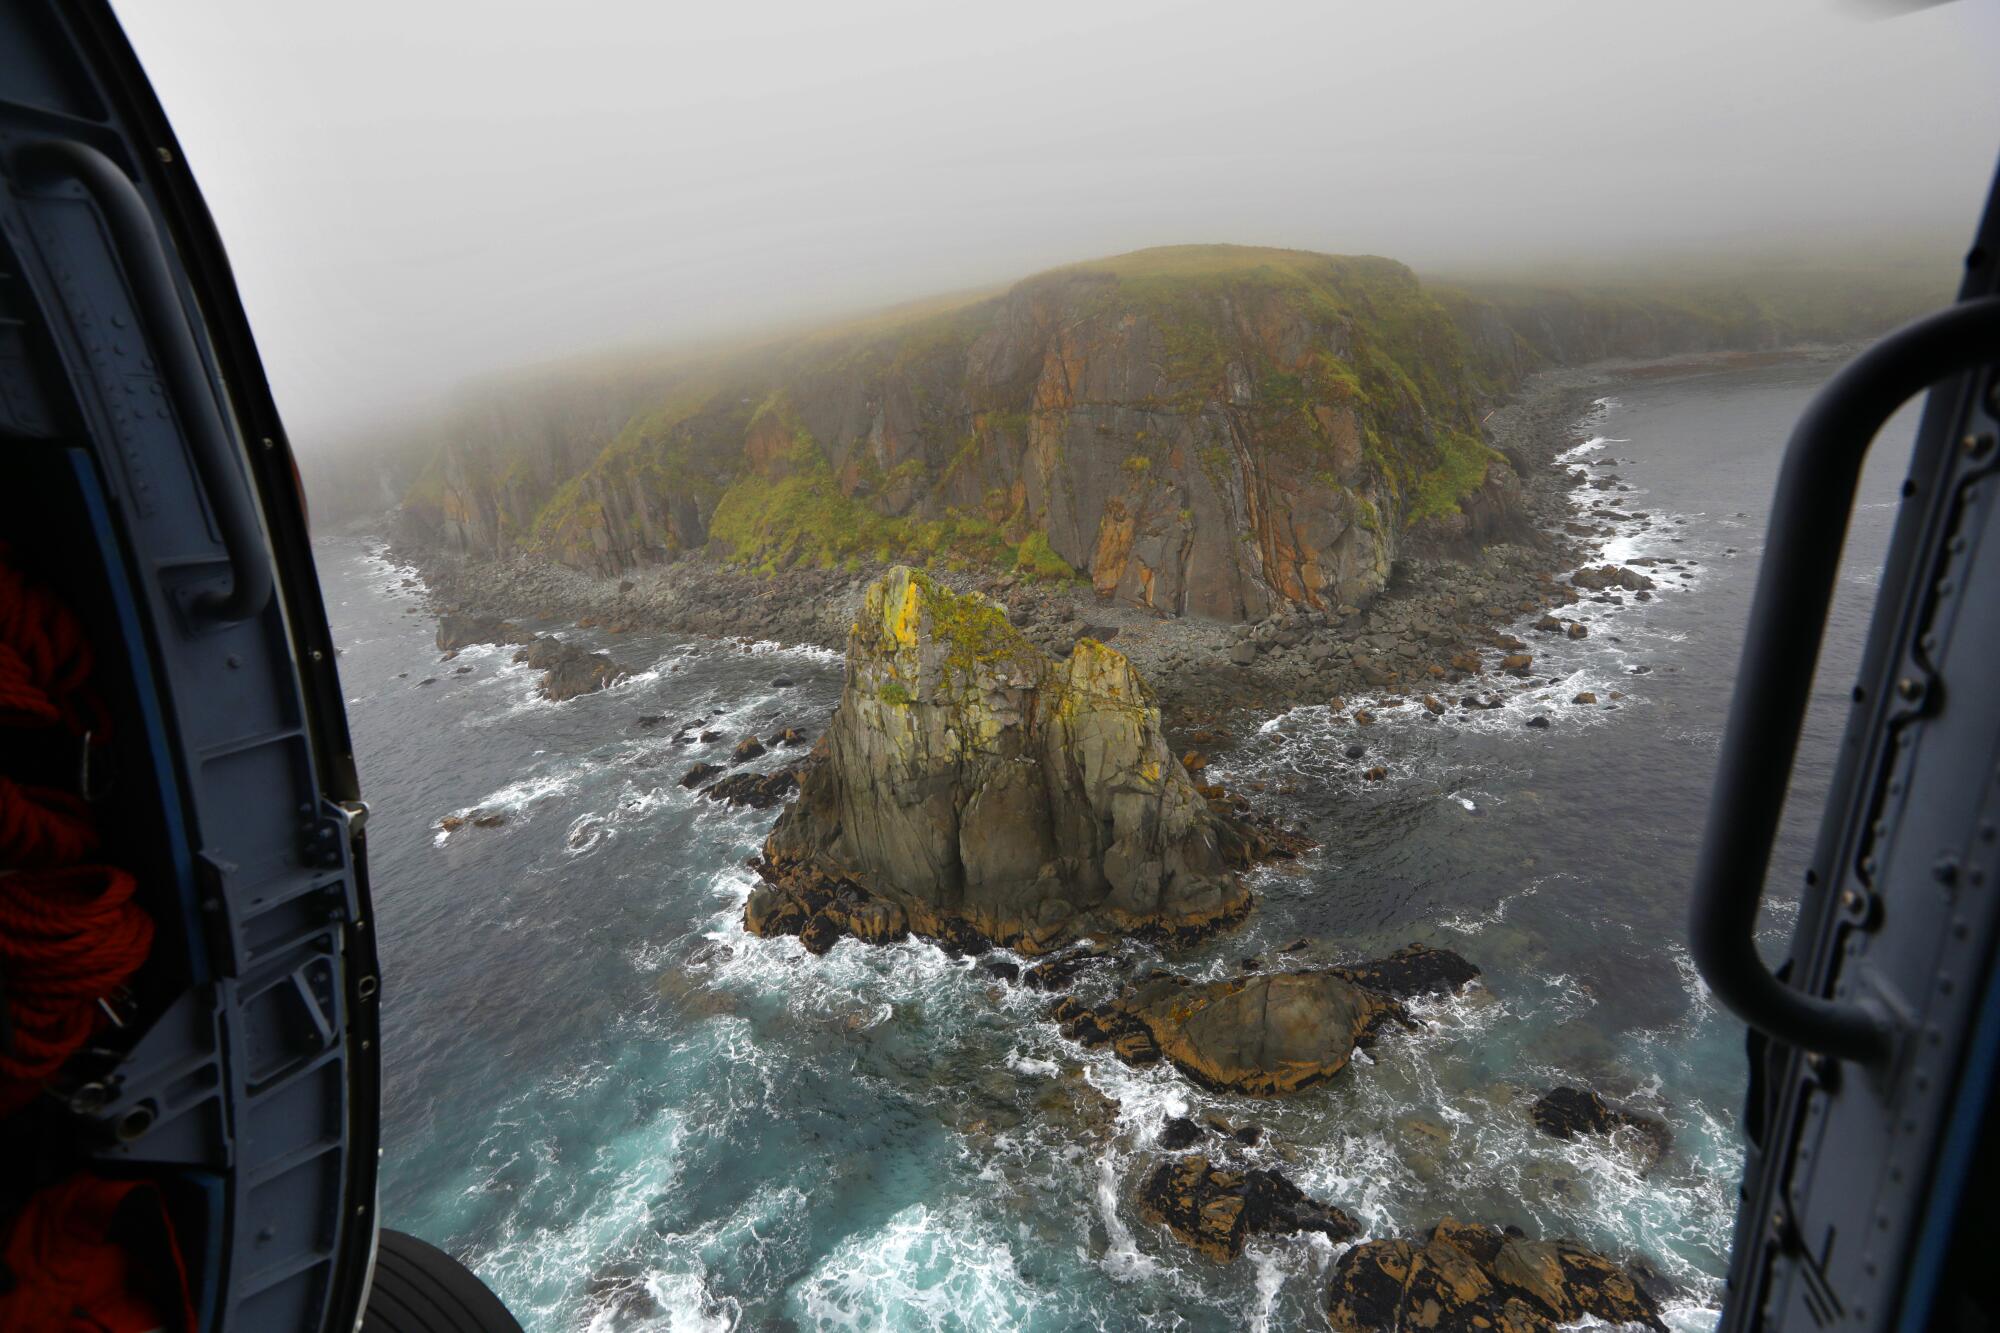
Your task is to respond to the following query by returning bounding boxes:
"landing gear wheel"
[362,1229,523,1333]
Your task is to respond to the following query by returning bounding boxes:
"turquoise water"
[318,361,1914,1331]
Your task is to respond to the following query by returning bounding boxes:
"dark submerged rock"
[1158,1117,1205,1150]
[1023,945,1117,993]
[679,762,725,790]
[1330,944,1481,999]
[1531,1086,1672,1171]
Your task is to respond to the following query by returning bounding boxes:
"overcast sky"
[115,0,2000,449]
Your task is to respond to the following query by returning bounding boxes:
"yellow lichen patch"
[892,574,925,648]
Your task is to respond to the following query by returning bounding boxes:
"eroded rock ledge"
[745,567,1304,956]
[1325,1217,1666,1333]
[1137,1155,1357,1262]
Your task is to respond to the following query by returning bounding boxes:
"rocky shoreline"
[384,349,1834,745]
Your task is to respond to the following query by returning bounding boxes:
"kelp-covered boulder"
[1325,1218,1666,1333]
[751,567,1262,954]
[1137,1155,1357,1262]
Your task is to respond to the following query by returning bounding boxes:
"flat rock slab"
[1051,947,1477,1097]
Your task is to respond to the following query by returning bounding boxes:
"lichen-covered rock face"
[754,567,1251,954]
[1136,1155,1357,1263]
[1324,1218,1667,1333]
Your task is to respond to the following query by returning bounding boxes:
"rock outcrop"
[702,752,821,810]
[1137,1155,1357,1262]
[747,567,1276,954]
[1050,946,1478,1096]
[1570,564,1655,593]
[1324,1217,1666,1333]
[1530,1086,1672,1172]
[539,647,630,701]
[433,616,631,701]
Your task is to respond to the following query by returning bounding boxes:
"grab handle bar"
[1689,295,2000,1063]
[15,139,272,625]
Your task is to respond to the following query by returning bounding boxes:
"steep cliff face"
[749,566,1254,953]
[399,246,1942,622]
[399,361,695,560]
[402,247,1517,620]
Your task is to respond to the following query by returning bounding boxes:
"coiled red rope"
[0,867,152,1115]
[0,554,97,733]
[0,550,150,1115]
[0,779,97,868]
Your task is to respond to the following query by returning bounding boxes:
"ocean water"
[317,360,1918,1332]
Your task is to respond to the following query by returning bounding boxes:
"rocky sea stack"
[747,566,1280,954]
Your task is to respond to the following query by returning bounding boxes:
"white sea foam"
[788,1202,1039,1330]
[1095,1157,1164,1283]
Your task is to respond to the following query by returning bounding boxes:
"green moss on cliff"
[1408,430,1500,525]
[1013,531,1077,581]
[709,459,1027,576]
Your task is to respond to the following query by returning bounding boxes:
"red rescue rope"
[0,553,97,733]
[0,1174,197,1333]
[0,779,98,868]
[0,867,153,1112]
[0,553,149,1111]
[0,534,183,1328]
